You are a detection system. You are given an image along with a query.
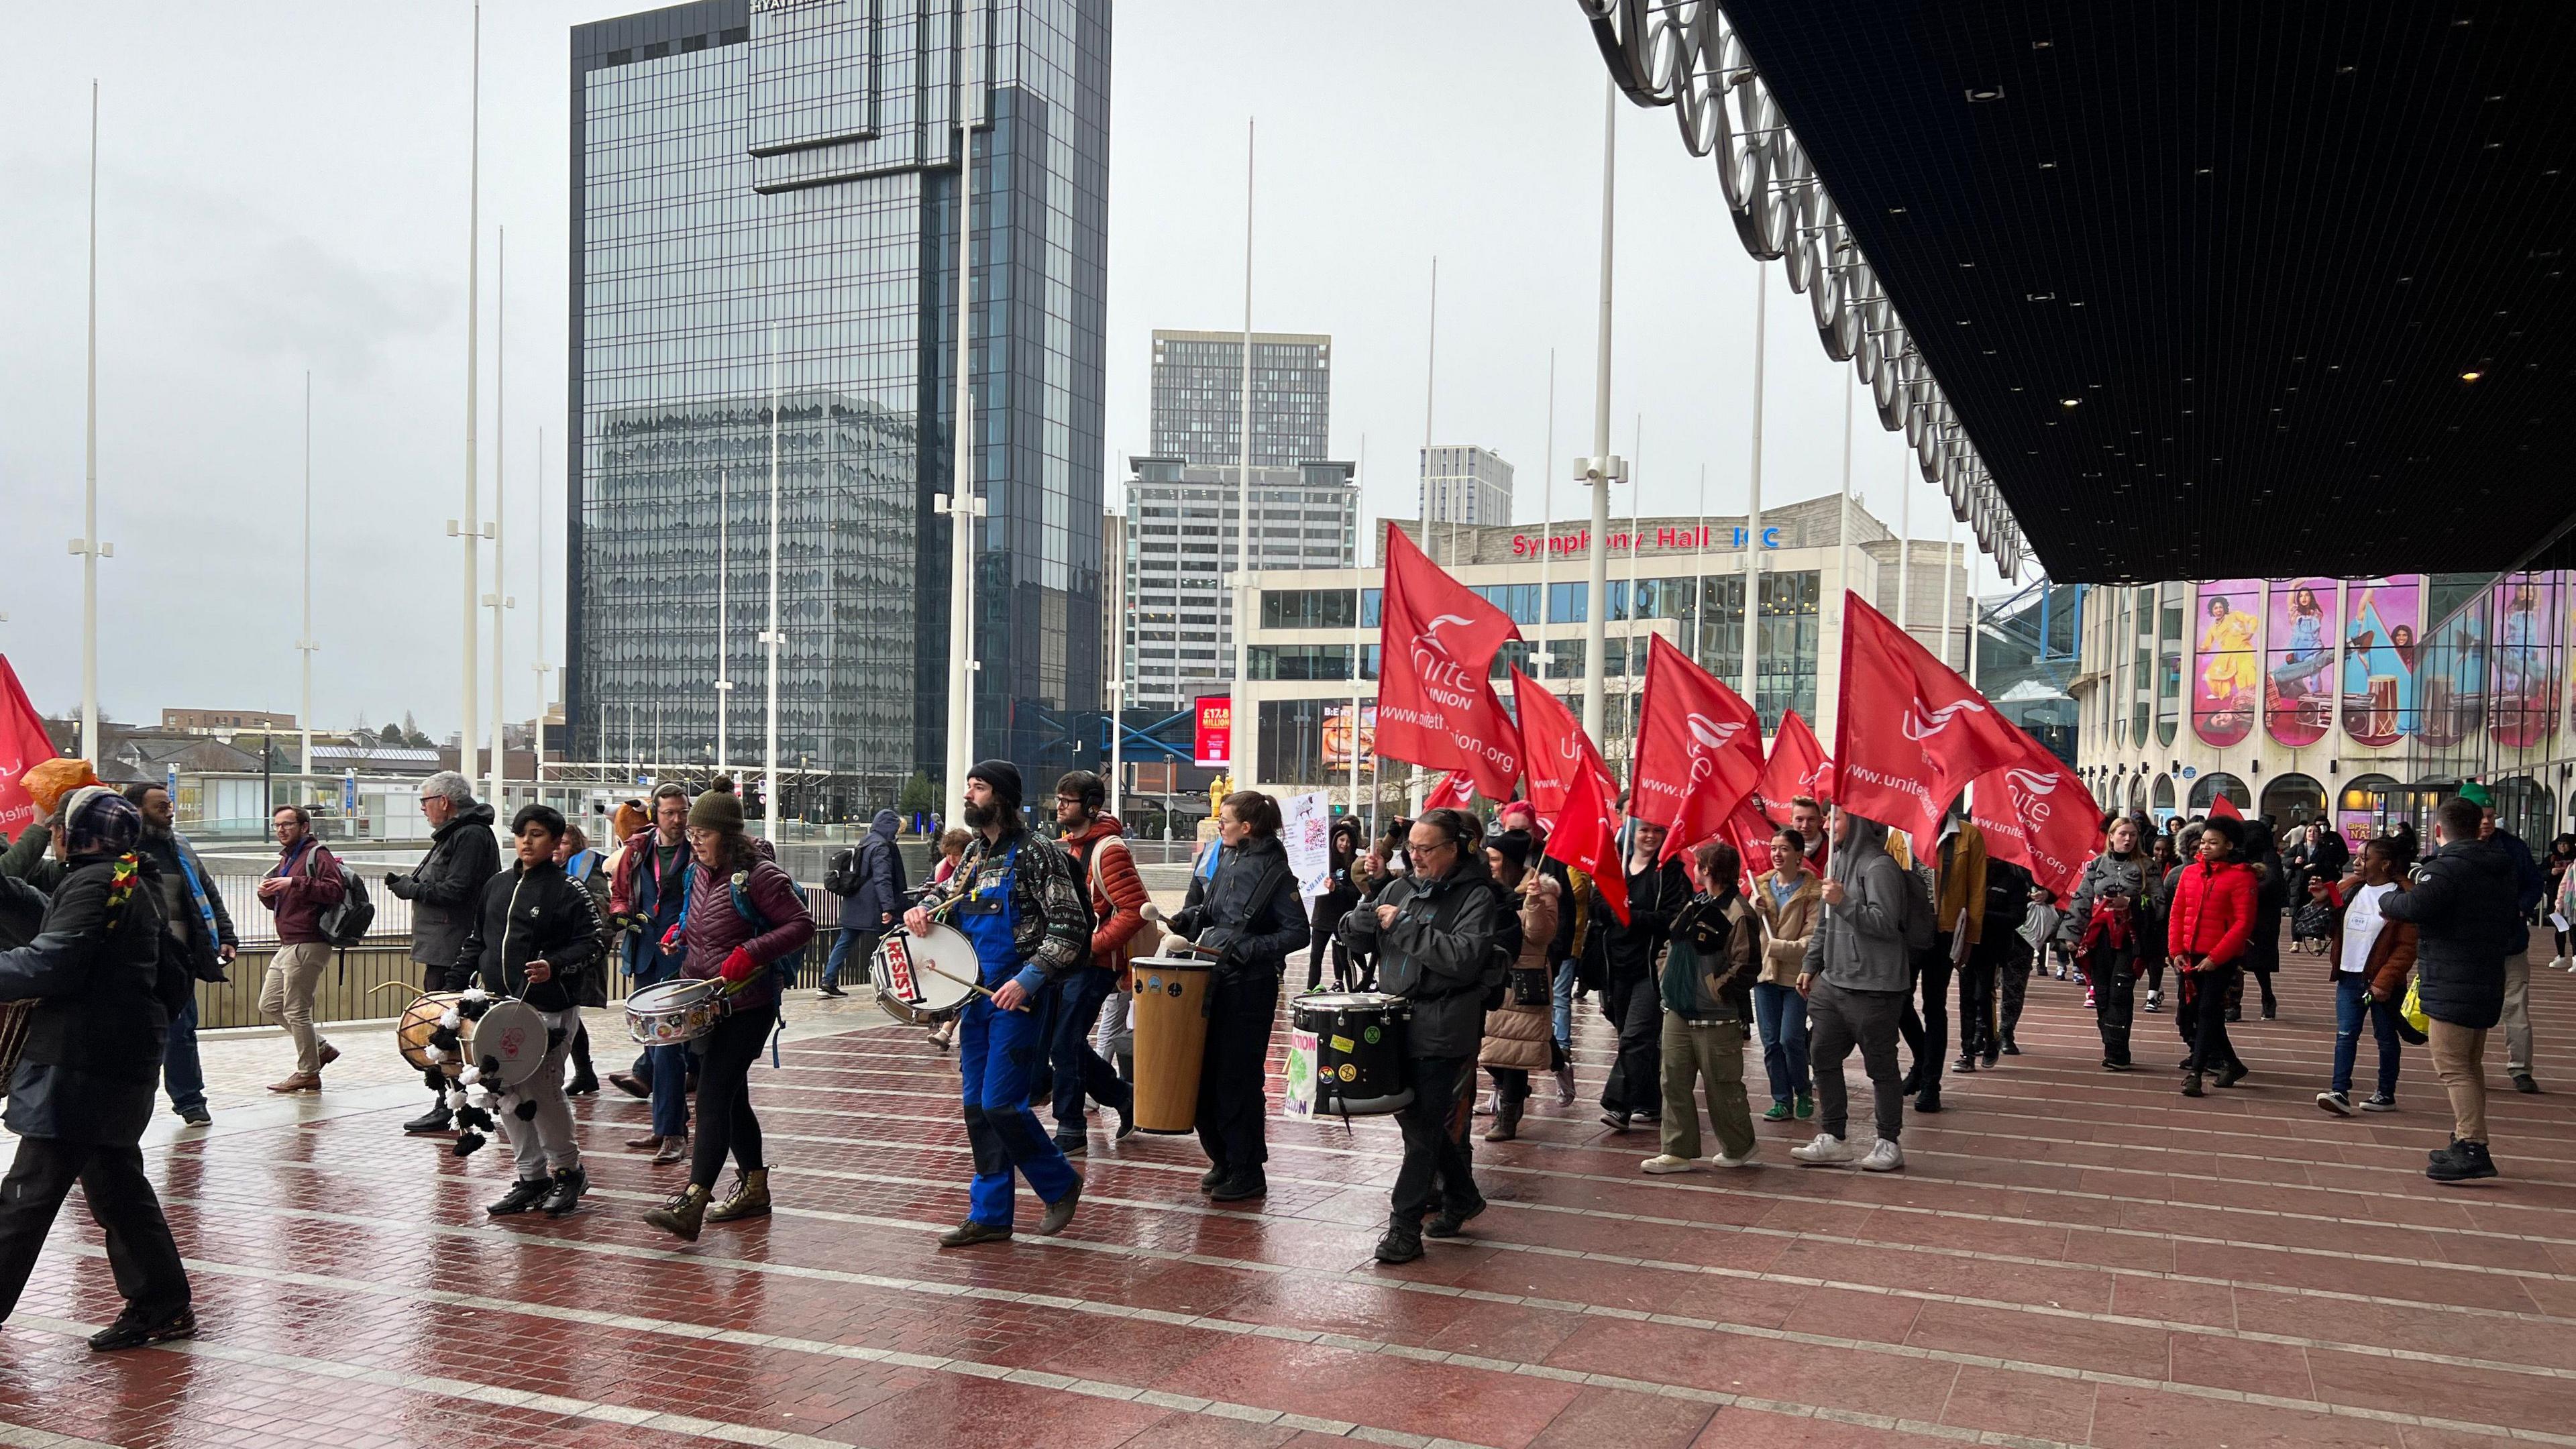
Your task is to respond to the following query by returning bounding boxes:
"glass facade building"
[568,0,1110,815]
[1147,331,1332,468]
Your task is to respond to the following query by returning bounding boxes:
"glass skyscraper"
[1148,330,1332,468]
[568,0,1110,816]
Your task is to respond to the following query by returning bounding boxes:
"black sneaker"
[1054,1131,1087,1157]
[2102,1059,2134,1072]
[177,1105,213,1128]
[1374,1226,1424,1265]
[1953,1055,1978,1074]
[818,981,847,998]
[1199,1164,1228,1193]
[2214,1062,2249,1089]
[2315,1090,2353,1116]
[1981,1049,2000,1069]
[1113,1092,1136,1140]
[1911,1087,1942,1114]
[2000,1039,2021,1057]
[1424,1197,1487,1238]
[487,1178,552,1216]
[88,1307,195,1353]
[1599,1111,1631,1132]
[2512,1073,2540,1095]
[402,1106,454,1135]
[2426,1140,2499,1183]
[1209,1169,1268,1203]
[2359,1093,2398,1112]
[540,1166,588,1217]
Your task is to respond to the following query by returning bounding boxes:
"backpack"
[1893,859,1939,953]
[306,848,376,950]
[823,846,859,897]
[725,864,814,990]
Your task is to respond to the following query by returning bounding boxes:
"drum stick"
[913,958,1030,1011]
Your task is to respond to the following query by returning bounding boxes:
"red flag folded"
[0,658,58,842]
[1835,594,2031,853]
[1542,752,1629,926]
[1421,769,1475,811]
[1629,634,1766,864]
[2208,794,2243,821]
[1966,743,2102,904]
[1509,665,1617,830]
[1757,708,1834,825]
[1375,523,1524,801]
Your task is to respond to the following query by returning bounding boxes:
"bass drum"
[870,924,982,1026]
[395,991,471,1078]
[1290,992,1413,1116]
[1128,957,1212,1134]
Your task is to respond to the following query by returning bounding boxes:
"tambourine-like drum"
[395,991,472,1077]
[1290,992,1413,1116]
[870,924,982,1026]
[472,999,553,1091]
[626,977,731,1046]
[1128,956,1212,1134]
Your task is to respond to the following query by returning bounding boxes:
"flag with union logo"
[1630,635,1768,865]
[1835,594,2032,853]
[1374,523,1524,801]
[1509,666,1616,830]
[1966,743,2102,903]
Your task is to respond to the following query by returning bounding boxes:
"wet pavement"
[9,955,2575,1449]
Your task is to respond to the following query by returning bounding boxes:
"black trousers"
[1956,957,1998,1060]
[1599,973,1662,1117]
[1049,967,1130,1134]
[1305,924,1352,991]
[2086,953,2135,1065]
[1391,1055,1478,1228]
[1197,969,1279,1172]
[1899,955,1953,1087]
[690,1002,777,1191]
[2181,969,2245,1075]
[1998,955,2032,1042]
[0,1136,190,1324]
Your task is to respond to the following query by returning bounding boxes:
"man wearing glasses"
[384,770,500,1134]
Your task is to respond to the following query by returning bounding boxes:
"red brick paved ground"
[9,953,2575,1448]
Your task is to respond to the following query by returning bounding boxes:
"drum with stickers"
[1128,956,1212,1133]
[1289,992,1413,1116]
[868,924,982,1027]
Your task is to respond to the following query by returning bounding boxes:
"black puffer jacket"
[0,853,174,1143]
[1340,848,1513,1058]
[1173,834,1308,979]
[2378,837,2518,1029]
[455,859,607,1014]
[1605,852,1692,985]
[392,800,502,976]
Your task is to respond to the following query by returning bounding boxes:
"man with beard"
[121,784,237,1128]
[905,761,1093,1246]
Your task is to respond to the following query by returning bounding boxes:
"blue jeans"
[2331,972,2401,1099]
[1552,959,1578,1051]
[823,924,879,989]
[163,994,205,1115]
[1752,981,1811,1104]
[958,995,1080,1227]
[630,947,692,1138]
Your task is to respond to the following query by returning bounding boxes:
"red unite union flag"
[1835,594,2031,854]
[1509,666,1617,830]
[1757,708,1834,825]
[1629,635,1765,865]
[1972,745,2101,904]
[0,658,58,841]
[1542,755,1629,926]
[1374,524,1524,802]
[1421,769,1476,811]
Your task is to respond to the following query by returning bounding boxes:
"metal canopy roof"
[1587,1,2576,585]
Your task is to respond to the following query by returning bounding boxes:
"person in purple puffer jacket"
[641,779,814,1242]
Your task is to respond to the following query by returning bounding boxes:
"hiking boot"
[1374,1224,1424,1265]
[651,1133,690,1166]
[1790,1133,1857,1166]
[1425,1197,1485,1238]
[643,1184,711,1241]
[539,1165,588,1217]
[2316,1090,2352,1116]
[1858,1138,1905,1173]
[608,1072,649,1099]
[88,1307,195,1353]
[1209,1169,1267,1203]
[1640,1154,1699,1175]
[2359,1092,2398,1112]
[402,1105,453,1134]
[938,1219,1013,1248]
[705,1167,771,1223]
[2426,1140,2499,1183]
[2512,1073,2540,1095]
[486,1177,552,1217]
[1762,1101,1792,1122]
[1036,1182,1080,1236]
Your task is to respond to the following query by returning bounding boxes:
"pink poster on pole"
[2190,580,2263,747]
[2263,578,2335,748]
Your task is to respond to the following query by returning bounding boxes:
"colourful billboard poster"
[1320,702,1377,769]
[1193,694,1232,768]
[2263,578,2335,748]
[2341,576,2420,749]
[2190,579,2263,747]
[2489,572,2563,749]
[2418,594,2487,747]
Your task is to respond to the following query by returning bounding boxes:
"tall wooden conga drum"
[1128,956,1212,1134]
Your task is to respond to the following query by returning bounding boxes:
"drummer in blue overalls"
[904,759,1091,1246]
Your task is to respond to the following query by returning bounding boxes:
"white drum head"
[473,1000,552,1090]
[873,924,981,1023]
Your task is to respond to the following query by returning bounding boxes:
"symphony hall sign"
[1507,525,1784,558]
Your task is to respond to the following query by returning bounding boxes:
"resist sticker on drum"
[885,941,920,1002]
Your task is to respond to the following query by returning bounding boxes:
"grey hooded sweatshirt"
[1799,814,1914,994]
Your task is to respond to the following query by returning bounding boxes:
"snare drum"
[626,977,732,1046]
[1289,992,1413,1116]
[870,924,981,1026]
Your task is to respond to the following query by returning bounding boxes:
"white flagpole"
[764,327,783,841]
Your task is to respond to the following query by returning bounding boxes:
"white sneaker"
[1858,1138,1906,1173]
[1790,1133,1856,1165]
[1710,1141,1760,1169]
[1640,1154,1699,1175]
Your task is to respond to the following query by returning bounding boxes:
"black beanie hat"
[968,759,1023,811]
[1489,828,1534,869]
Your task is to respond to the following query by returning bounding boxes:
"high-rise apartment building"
[1419,444,1514,537]
[1148,331,1331,468]
[566,0,1110,814]
[1118,458,1357,714]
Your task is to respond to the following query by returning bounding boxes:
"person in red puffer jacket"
[640,780,814,1242]
[2165,816,2256,1097]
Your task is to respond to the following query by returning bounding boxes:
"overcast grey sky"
[0,1,2000,740]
